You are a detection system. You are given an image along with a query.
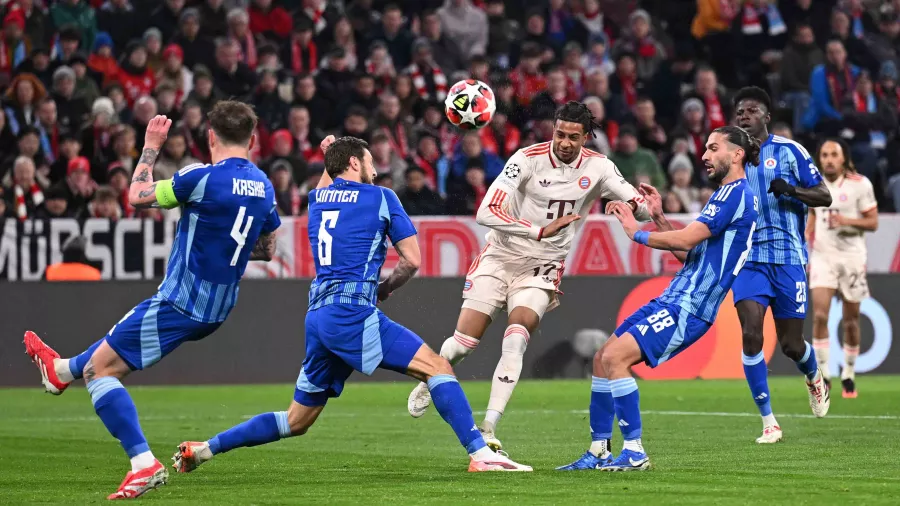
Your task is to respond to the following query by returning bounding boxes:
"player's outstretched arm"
[598,161,651,221]
[378,236,421,301]
[129,115,173,209]
[608,201,711,252]
[249,232,277,261]
[635,183,687,263]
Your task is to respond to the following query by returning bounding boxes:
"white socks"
[842,345,859,380]
[55,358,75,383]
[623,438,644,453]
[762,413,778,428]
[813,339,830,380]
[131,451,156,472]
[485,325,529,430]
[470,446,495,460]
[440,331,480,366]
[589,439,610,458]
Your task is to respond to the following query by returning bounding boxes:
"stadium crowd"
[0,0,899,221]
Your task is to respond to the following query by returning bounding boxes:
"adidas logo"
[618,419,629,427]
[755,392,768,401]
[796,305,806,314]
[539,179,551,187]
[497,376,515,384]
[637,324,649,336]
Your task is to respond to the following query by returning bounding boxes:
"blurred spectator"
[480,108,521,160]
[4,72,46,136]
[97,0,137,51]
[3,155,43,219]
[804,38,861,134]
[829,8,876,73]
[212,38,256,100]
[781,0,832,46]
[374,172,394,189]
[864,6,900,75]
[363,40,397,90]
[840,70,896,180]
[546,0,587,51]
[107,124,136,177]
[55,26,81,64]
[445,158,486,215]
[88,184,120,219]
[49,133,81,183]
[485,0,518,68]
[686,66,731,132]
[368,3,414,70]
[582,96,613,154]
[170,8,216,72]
[648,41,697,128]
[692,0,738,88]
[69,53,100,108]
[340,105,371,141]
[584,69,627,123]
[324,16,357,71]
[198,0,227,41]
[142,28,163,73]
[667,153,702,213]
[117,42,155,107]
[399,166,444,215]
[288,105,324,162]
[731,0,788,89]
[663,190,686,213]
[421,9,463,75]
[262,128,306,182]
[43,236,101,281]
[408,132,447,193]
[609,125,666,189]
[578,0,616,44]
[370,130,408,189]
[466,54,491,85]
[1,9,31,86]
[781,23,823,133]
[185,66,220,116]
[373,92,412,156]
[315,47,354,105]
[531,66,577,120]
[34,184,72,219]
[672,98,709,178]
[34,97,59,163]
[16,47,54,89]
[437,0,487,61]
[452,131,503,182]
[292,72,330,130]
[405,39,448,103]
[131,95,157,151]
[154,130,200,180]
[269,159,300,216]
[514,9,559,66]
[394,74,424,122]
[613,9,667,82]
[771,121,793,139]
[106,163,130,214]
[226,8,257,70]
[50,0,97,53]
[0,186,5,216]
[509,42,545,107]
[297,0,341,45]
[582,33,614,77]
[253,67,289,132]
[249,0,292,43]
[633,96,667,155]
[157,44,192,107]
[609,52,641,110]
[88,32,119,87]
[81,96,115,164]
[17,0,50,50]
[6,126,50,177]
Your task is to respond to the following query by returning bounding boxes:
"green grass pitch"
[1,377,899,505]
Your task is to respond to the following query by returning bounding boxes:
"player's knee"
[779,338,805,361]
[813,309,829,329]
[501,328,528,356]
[592,349,606,377]
[430,355,454,377]
[741,327,764,355]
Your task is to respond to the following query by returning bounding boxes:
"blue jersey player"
[171,136,532,473]
[731,87,833,444]
[23,102,281,499]
[558,126,760,471]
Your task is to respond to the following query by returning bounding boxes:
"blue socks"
[590,376,614,441]
[427,374,486,454]
[88,377,149,458]
[742,351,773,417]
[610,377,642,440]
[69,339,104,379]
[795,342,819,381]
[208,411,291,455]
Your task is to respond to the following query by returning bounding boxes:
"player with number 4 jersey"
[558,126,759,472]
[22,102,280,500]
[406,102,651,451]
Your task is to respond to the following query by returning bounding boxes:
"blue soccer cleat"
[556,451,613,470]
[599,449,650,471]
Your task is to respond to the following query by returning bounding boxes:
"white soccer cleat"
[468,450,532,472]
[755,424,783,444]
[172,441,213,473]
[407,382,431,418]
[806,371,831,418]
[479,428,502,452]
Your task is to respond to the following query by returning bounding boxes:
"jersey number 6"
[318,210,340,266]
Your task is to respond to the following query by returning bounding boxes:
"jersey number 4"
[230,206,255,266]
[318,210,340,266]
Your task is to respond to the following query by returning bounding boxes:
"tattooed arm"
[249,232,277,261]
[377,236,420,301]
[129,116,173,209]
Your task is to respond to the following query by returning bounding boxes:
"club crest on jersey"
[764,158,777,169]
[504,163,520,179]
[463,279,474,291]
[578,176,591,189]
[539,179,551,187]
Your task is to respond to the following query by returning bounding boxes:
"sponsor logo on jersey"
[578,176,591,189]
[637,324,649,335]
[463,279,474,291]
[764,158,777,169]
[504,163,520,179]
[702,204,720,217]
[539,179,551,187]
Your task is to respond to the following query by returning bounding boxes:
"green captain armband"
[155,179,180,209]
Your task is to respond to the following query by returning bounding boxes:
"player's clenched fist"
[541,214,581,239]
[144,115,173,150]
[320,135,336,154]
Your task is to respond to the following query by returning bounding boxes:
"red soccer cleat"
[107,460,168,500]
[23,331,70,395]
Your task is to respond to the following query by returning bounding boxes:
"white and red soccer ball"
[444,79,496,130]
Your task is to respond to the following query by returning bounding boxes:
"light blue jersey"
[745,134,823,265]
[659,179,759,323]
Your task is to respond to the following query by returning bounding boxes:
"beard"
[360,170,374,185]
[709,160,730,184]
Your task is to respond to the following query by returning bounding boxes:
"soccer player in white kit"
[808,138,879,399]
[407,101,651,450]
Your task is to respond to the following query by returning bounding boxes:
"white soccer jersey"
[475,141,650,261]
[811,173,877,257]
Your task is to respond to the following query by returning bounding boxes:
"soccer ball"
[444,79,496,130]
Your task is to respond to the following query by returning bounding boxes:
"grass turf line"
[1,377,898,505]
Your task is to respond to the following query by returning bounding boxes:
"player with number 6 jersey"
[407,101,651,451]
[558,126,759,472]
[22,101,280,499]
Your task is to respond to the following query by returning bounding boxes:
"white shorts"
[809,252,869,303]
[461,244,563,320]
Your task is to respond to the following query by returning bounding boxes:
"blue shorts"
[732,261,808,319]
[294,305,425,406]
[614,300,712,368]
[105,295,221,370]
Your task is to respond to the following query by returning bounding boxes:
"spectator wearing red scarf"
[479,109,521,160]
[373,93,412,160]
[508,43,546,107]
[408,132,445,192]
[287,106,323,163]
[116,41,156,107]
[248,0,293,42]
[282,18,318,75]
[611,9,666,82]
[684,66,731,131]
[609,52,639,108]
[530,66,577,120]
